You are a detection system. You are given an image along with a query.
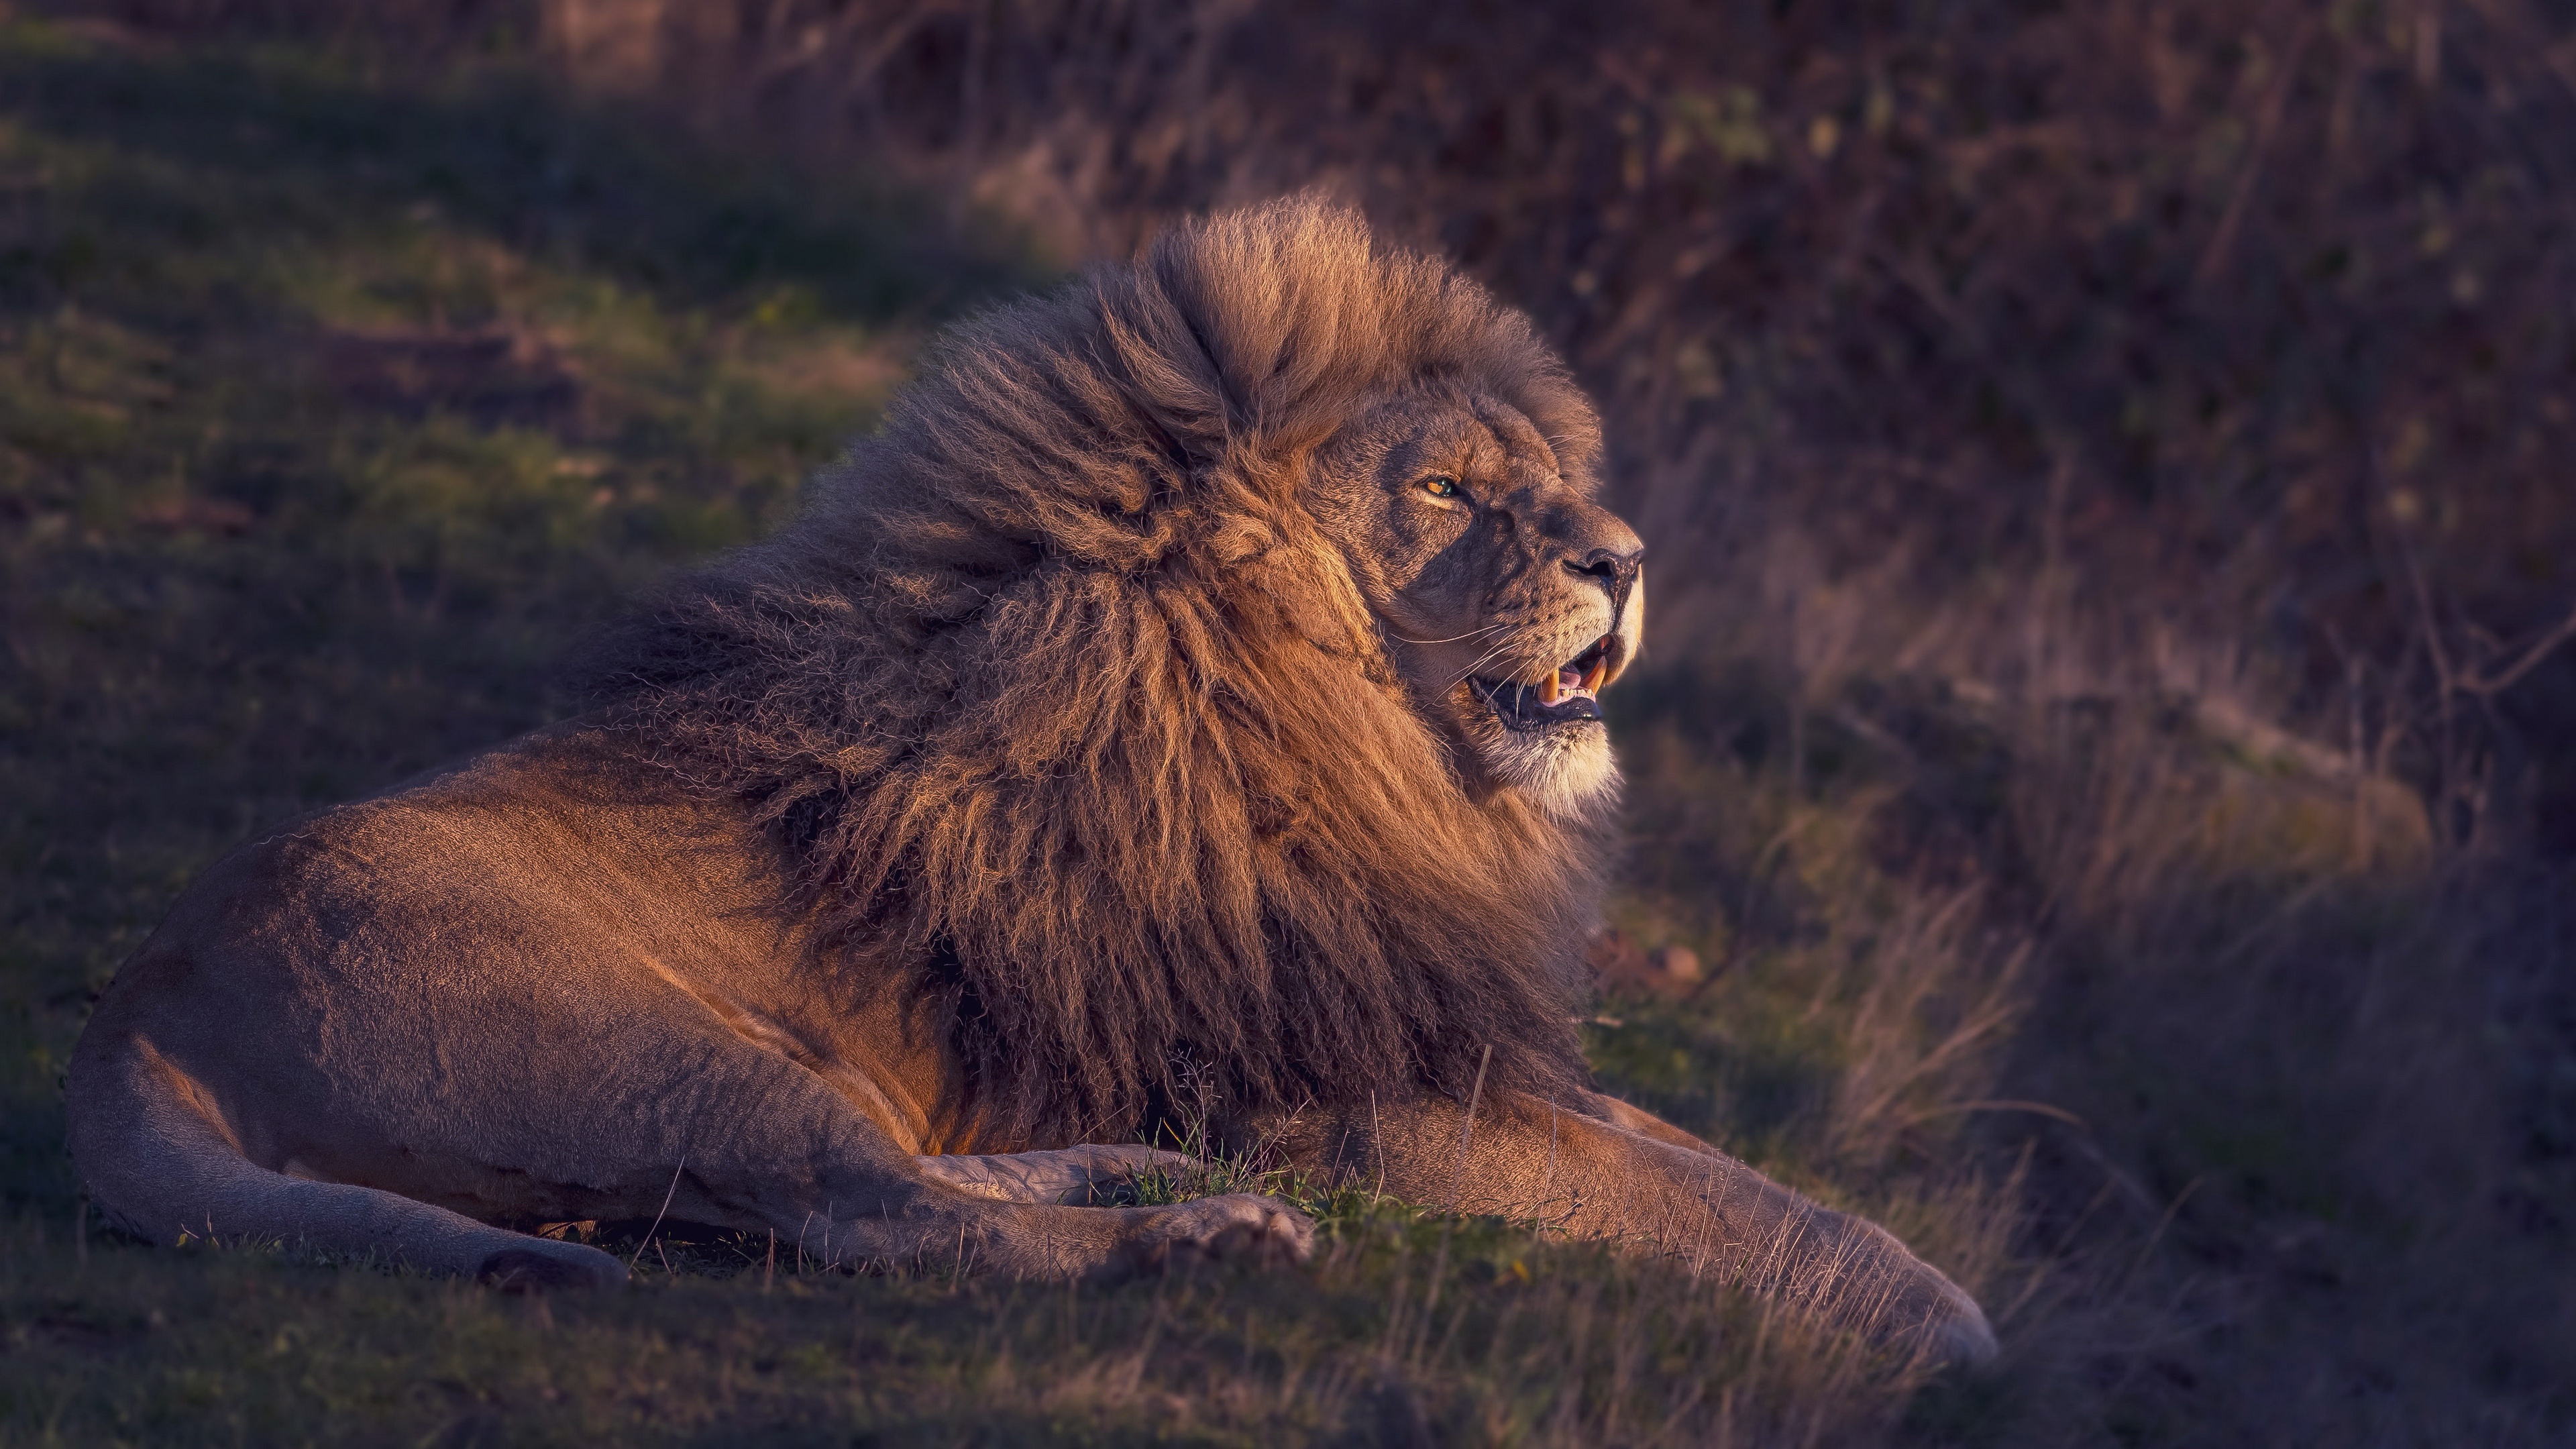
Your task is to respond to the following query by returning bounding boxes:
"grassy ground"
[5,1193,1917,1446]
[1,17,2570,1448]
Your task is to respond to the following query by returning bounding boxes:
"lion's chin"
[1479,720,1621,819]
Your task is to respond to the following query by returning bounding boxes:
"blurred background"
[1,1,2570,1443]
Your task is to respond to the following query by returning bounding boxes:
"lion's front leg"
[910,1144,1193,1205]
[752,1138,1307,1281]
[810,1173,1313,1282]
[1258,1089,1996,1364]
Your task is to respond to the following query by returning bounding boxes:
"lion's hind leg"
[66,1028,628,1290]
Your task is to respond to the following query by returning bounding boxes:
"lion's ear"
[1142,197,1395,447]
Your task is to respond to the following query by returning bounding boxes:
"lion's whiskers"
[1386,623,1507,647]
[1450,637,1525,690]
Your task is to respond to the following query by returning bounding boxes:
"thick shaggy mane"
[587,197,1611,1145]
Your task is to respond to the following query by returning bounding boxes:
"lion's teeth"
[1539,672,1560,706]
[1582,656,1607,693]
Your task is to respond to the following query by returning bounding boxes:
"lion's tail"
[65,1024,627,1289]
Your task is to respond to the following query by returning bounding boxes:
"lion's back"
[100,734,655,1000]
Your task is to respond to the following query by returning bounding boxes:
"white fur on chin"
[1485,723,1621,819]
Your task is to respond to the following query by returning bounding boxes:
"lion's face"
[1306,388,1644,817]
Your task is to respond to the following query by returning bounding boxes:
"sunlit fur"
[1471,704,1620,818]
[1479,572,1642,817]
[1299,382,1646,824]
[588,197,1622,1145]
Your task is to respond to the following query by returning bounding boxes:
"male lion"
[68,199,1995,1362]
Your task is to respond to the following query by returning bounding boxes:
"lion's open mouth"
[1472,635,1615,732]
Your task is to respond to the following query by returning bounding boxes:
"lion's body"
[66,200,1995,1358]
[74,729,1311,1283]
[83,734,940,1201]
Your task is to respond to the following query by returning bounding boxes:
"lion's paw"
[475,1241,629,1293]
[1106,1193,1316,1282]
[1822,1214,1998,1367]
[1914,1278,2000,1367]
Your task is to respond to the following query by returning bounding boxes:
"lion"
[66,198,1995,1362]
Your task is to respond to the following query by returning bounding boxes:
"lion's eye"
[1420,475,1460,498]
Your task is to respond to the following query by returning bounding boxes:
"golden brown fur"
[66,198,1994,1362]
[584,199,1609,1144]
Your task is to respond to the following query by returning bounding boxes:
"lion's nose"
[1565,546,1643,598]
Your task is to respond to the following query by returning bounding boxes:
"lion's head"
[592,197,1637,1142]
[1305,386,1644,818]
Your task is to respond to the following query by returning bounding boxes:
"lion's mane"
[586,197,1611,1145]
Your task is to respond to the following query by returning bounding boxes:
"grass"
[1,14,2571,1447]
[3,1197,1920,1448]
